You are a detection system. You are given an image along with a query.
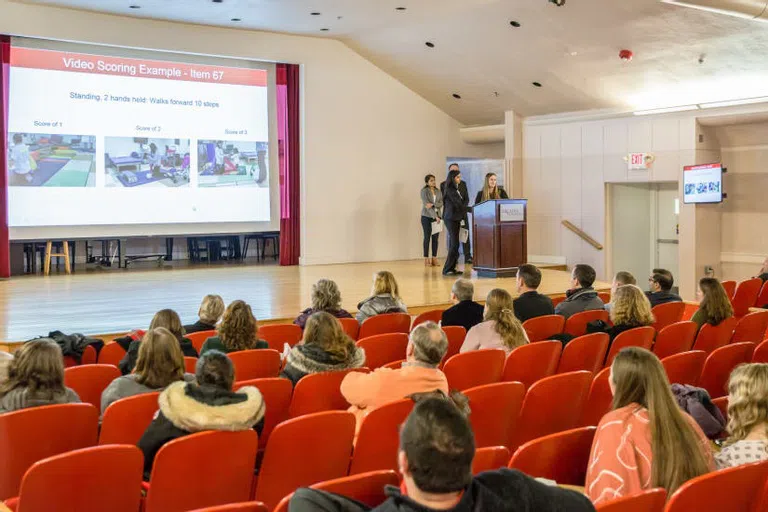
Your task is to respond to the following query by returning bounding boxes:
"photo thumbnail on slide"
[105,137,190,188]
[197,140,268,188]
[7,132,96,187]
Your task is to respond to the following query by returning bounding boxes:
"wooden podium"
[472,199,528,278]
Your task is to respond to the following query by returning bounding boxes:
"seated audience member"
[440,278,484,332]
[200,300,268,356]
[461,289,528,354]
[341,322,448,431]
[554,264,604,319]
[716,363,768,469]
[184,294,225,334]
[138,350,265,479]
[294,279,353,329]
[0,339,80,413]
[585,347,713,506]
[0,351,12,384]
[281,312,365,386]
[646,269,682,308]
[356,271,408,324]
[757,257,768,282]
[513,264,554,322]
[691,277,734,329]
[604,271,636,313]
[289,396,595,512]
[603,285,654,342]
[119,309,198,375]
[101,328,194,414]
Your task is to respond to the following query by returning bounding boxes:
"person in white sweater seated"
[460,288,529,355]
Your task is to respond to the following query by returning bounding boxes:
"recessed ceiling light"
[509,20,521,27]
[311,12,321,15]
[231,18,241,21]
[425,42,435,48]
[396,7,407,10]
[452,93,461,99]
[320,28,330,31]
[129,4,140,8]
[532,82,542,87]
[212,0,223,3]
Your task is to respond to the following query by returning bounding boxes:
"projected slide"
[7,46,270,227]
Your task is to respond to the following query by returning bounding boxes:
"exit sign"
[628,153,654,170]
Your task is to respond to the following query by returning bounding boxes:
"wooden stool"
[44,241,71,275]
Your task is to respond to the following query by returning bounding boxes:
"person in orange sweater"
[585,347,714,506]
[341,321,449,432]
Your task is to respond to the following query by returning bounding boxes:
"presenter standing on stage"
[442,163,472,264]
[442,170,468,276]
[420,174,443,267]
[475,172,508,204]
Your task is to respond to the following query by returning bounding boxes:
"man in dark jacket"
[288,397,594,512]
[554,264,604,319]
[645,268,682,308]
[513,264,554,322]
[441,163,472,264]
[441,279,484,332]
[441,169,469,276]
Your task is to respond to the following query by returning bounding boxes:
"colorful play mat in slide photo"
[8,134,96,187]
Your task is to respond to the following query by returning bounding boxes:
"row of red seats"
[721,277,768,316]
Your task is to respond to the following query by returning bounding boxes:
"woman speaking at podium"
[475,172,508,204]
[442,169,468,277]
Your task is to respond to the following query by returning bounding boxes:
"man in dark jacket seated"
[441,279,484,332]
[645,269,682,308]
[137,350,265,479]
[554,264,604,320]
[288,397,595,512]
[513,264,554,323]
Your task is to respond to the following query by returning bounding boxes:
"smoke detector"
[619,49,634,62]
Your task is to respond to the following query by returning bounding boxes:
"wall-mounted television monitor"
[683,163,723,204]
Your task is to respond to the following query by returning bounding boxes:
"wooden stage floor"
[0,259,609,344]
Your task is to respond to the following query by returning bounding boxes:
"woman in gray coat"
[420,174,444,267]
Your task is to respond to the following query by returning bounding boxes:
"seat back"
[753,340,768,363]
[349,399,414,475]
[255,411,356,511]
[522,315,565,342]
[693,317,738,355]
[732,278,764,317]
[665,460,768,512]
[338,318,360,341]
[510,371,592,451]
[358,313,411,339]
[355,333,409,370]
[699,342,756,399]
[558,333,609,374]
[187,503,268,512]
[651,302,686,332]
[661,351,707,387]
[0,403,99,500]
[228,349,281,381]
[598,292,611,304]
[604,326,656,367]
[472,446,511,475]
[145,430,258,512]
[712,396,729,424]
[509,426,596,485]
[97,342,127,367]
[502,341,562,390]
[411,309,445,329]
[258,324,303,351]
[382,359,406,370]
[580,367,612,427]
[313,470,400,508]
[441,326,467,364]
[14,445,143,512]
[653,321,698,360]
[184,357,198,373]
[733,311,768,344]
[188,330,216,354]
[464,382,525,448]
[564,310,610,337]
[235,378,293,449]
[594,488,666,512]
[757,281,768,308]
[289,368,369,418]
[64,364,121,409]
[99,392,160,445]
[81,345,98,365]
[721,280,737,299]
[443,349,506,391]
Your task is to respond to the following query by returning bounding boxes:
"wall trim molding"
[721,144,768,152]
[529,254,567,265]
[721,252,765,265]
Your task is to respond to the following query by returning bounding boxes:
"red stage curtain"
[0,36,11,278]
[276,63,300,266]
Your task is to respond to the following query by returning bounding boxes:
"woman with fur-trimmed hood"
[280,311,366,386]
[138,350,265,478]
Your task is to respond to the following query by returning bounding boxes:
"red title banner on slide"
[10,47,267,87]
[683,163,721,172]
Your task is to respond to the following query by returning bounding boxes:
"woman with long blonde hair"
[356,271,408,323]
[460,288,528,354]
[0,339,80,413]
[200,300,268,355]
[716,363,768,468]
[692,277,734,328]
[606,284,655,341]
[474,172,508,204]
[185,294,225,334]
[281,312,365,385]
[585,347,714,505]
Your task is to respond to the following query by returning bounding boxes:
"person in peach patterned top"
[585,347,714,506]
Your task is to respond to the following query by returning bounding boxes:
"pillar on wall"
[504,110,523,197]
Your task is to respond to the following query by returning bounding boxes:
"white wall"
[0,0,503,265]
